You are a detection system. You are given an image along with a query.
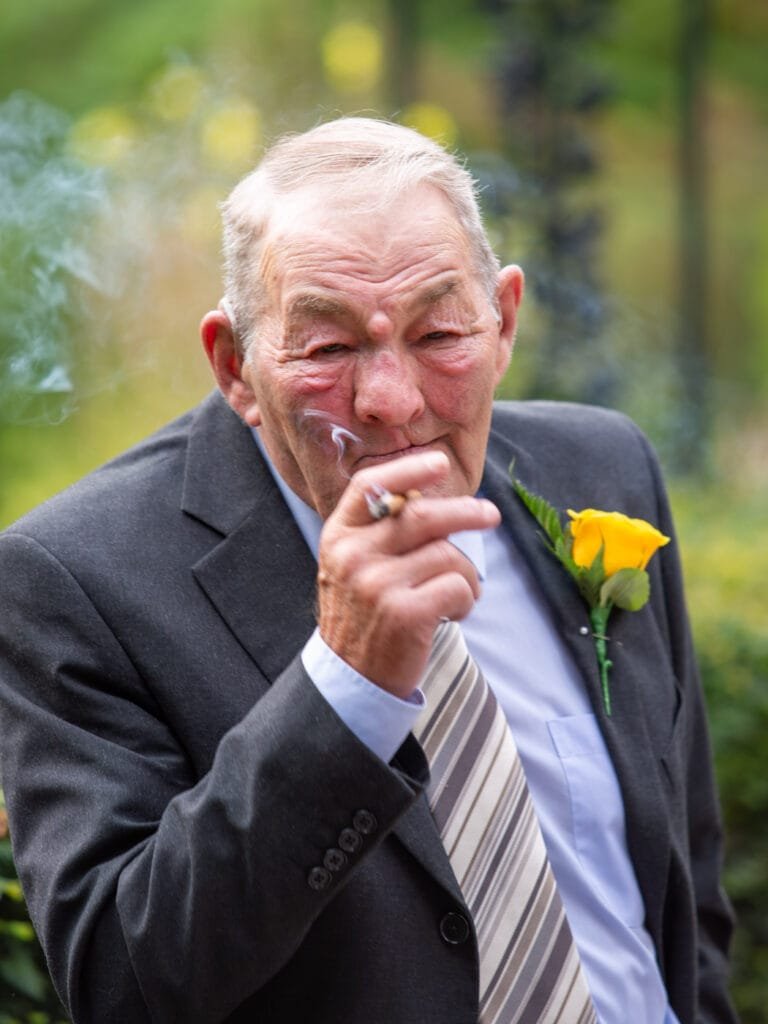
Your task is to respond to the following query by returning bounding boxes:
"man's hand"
[316,451,500,698]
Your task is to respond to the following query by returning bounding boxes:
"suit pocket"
[548,713,645,928]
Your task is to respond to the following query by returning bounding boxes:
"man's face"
[233,184,521,518]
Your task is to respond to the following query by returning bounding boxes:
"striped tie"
[412,621,597,1024]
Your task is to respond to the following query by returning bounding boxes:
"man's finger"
[337,451,451,527]
[379,494,499,553]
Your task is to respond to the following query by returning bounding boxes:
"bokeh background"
[1,0,766,1020]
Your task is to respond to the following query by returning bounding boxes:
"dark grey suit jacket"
[0,392,736,1023]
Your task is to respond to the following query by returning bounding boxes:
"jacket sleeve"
[0,531,425,1023]
[635,427,739,1024]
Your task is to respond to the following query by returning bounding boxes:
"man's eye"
[422,331,452,342]
[314,343,347,355]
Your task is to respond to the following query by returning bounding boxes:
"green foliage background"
[1,0,766,1020]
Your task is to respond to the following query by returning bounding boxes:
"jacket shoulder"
[1,402,200,549]
[491,399,642,449]
[488,400,662,512]
[493,399,651,464]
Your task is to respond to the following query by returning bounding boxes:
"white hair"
[220,116,500,352]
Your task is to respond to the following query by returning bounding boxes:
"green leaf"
[600,568,650,611]
[0,877,23,901]
[511,475,565,550]
[554,536,580,579]
[0,920,35,941]
[28,1013,53,1024]
[0,944,49,1001]
[576,544,606,608]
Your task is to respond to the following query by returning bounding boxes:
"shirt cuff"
[301,628,425,764]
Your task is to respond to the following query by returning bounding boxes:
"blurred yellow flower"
[322,21,382,94]
[69,106,138,166]
[402,103,458,146]
[200,100,261,171]
[567,508,670,578]
[147,63,206,122]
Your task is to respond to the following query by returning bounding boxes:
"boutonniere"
[511,475,670,715]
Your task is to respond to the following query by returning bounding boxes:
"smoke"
[0,92,116,423]
[0,68,279,428]
[302,409,362,477]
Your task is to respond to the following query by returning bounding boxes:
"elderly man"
[0,118,736,1023]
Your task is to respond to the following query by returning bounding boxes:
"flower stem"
[589,605,613,716]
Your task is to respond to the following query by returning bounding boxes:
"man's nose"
[353,348,426,426]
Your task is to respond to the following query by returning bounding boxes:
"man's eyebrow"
[412,279,483,324]
[283,278,465,329]
[284,293,351,323]
[414,279,459,309]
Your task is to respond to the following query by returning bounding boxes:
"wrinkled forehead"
[258,182,473,294]
[269,178,465,241]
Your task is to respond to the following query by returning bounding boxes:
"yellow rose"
[567,508,670,577]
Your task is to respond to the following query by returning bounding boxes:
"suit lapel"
[192,506,318,681]
[181,393,317,680]
[481,430,606,714]
[482,420,672,935]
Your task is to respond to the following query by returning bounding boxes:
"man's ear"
[494,264,525,382]
[200,307,261,426]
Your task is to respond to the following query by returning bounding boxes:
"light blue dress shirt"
[252,431,681,1024]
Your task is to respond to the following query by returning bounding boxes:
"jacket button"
[338,827,363,854]
[352,809,378,835]
[323,848,347,872]
[439,911,470,945]
[307,866,332,891]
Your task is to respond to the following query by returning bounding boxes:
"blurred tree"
[481,0,617,407]
[701,623,768,1024]
[1,795,68,1022]
[386,0,421,111]
[675,0,712,474]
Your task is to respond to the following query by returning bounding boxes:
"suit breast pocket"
[548,713,646,928]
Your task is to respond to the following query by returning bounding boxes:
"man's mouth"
[354,440,445,468]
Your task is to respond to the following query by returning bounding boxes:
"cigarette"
[365,486,421,520]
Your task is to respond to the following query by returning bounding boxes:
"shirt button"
[352,809,378,835]
[338,827,363,854]
[439,911,470,945]
[579,625,590,636]
[307,866,332,891]
[323,848,347,872]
